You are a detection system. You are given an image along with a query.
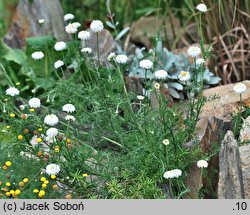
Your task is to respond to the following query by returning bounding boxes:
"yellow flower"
[10,190,15,195]
[44,180,49,185]
[19,182,25,187]
[41,184,47,188]
[38,190,45,198]
[66,138,71,144]
[30,108,35,112]
[18,135,23,140]
[65,194,72,199]
[5,161,12,167]
[38,128,43,132]
[52,184,58,190]
[10,113,15,118]
[154,82,160,90]
[33,189,39,193]
[40,177,46,182]
[51,175,56,179]
[23,178,29,183]
[37,138,42,143]
[6,192,11,197]
[82,173,89,177]
[6,182,11,187]
[6,126,10,129]
[15,189,21,195]
[55,145,60,153]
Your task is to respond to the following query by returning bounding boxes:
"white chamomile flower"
[46,164,60,175]
[46,128,58,138]
[38,19,45,24]
[163,139,170,146]
[19,105,25,110]
[108,52,116,61]
[163,169,182,179]
[196,58,205,65]
[62,104,76,113]
[44,114,59,126]
[196,3,207,12]
[65,115,76,121]
[6,87,20,96]
[54,41,67,51]
[28,98,41,108]
[64,13,75,21]
[154,70,168,79]
[233,83,247,94]
[78,30,91,40]
[197,160,208,168]
[81,47,92,54]
[115,54,128,64]
[31,51,44,60]
[187,46,201,58]
[179,71,191,82]
[139,59,153,70]
[65,23,78,34]
[90,20,104,33]
[72,22,81,29]
[137,95,145,101]
[54,60,64,69]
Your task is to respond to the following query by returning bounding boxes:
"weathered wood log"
[218,130,245,199]
[4,0,70,48]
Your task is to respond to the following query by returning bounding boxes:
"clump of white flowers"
[154,70,168,79]
[46,164,60,175]
[90,20,104,33]
[162,139,170,146]
[31,51,44,60]
[115,54,128,64]
[54,60,64,69]
[6,87,20,96]
[108,52,116,62]
[38,19,45,24]
[65,23,78,34]
[65,115,76,121]
[54,41,67,51]
[62,104,76,113]
[187,46,201,58]
[46,128,58,138]
[196,58,205,66]
[233,83,247,94]
[64,13,75,21]
[163,169,182,179]
[196,3,207,12]
[179,71,191,82]
[44,114,59,126]
[72,22,81,29]
[197,160,208,168]
[78,30,91,40]
[28,98,41,108]
[81,47,92,54]
[137,95,145,101]
[139,59,153,70]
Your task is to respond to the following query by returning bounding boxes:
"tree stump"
[4,0,70,48]
[218,130,245,199]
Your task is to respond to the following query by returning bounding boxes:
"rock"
[239,116,250,142]
[130,16,197,49]
[4,0,70,48]
[185,81,250,198]
[239,144,250,199]
[218,131,245,199]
